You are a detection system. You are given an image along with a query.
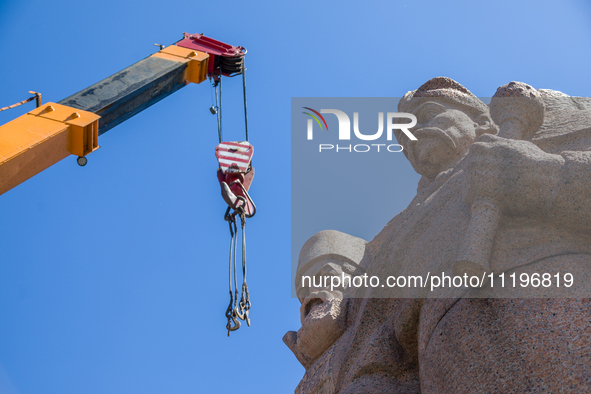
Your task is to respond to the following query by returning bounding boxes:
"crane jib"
[0,33,247,196]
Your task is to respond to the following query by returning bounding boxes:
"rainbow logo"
[302,107,329,131]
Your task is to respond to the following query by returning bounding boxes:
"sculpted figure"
[288,77,591,393]
[284,230,366,393]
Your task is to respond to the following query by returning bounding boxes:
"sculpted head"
[397,77,498,179]
[284,230,367,369]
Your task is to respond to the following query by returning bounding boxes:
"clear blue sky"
[0,1,590,393]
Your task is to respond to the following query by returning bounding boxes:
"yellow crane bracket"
[152,45,209,84]
[0,103,99,195]
[30,103,100,157]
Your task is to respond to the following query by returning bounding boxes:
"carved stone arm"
[549,150,591,233]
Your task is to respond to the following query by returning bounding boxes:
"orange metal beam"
[0,103,99,195]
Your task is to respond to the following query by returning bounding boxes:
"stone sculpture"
[283,230,367,392]
[286,77,591,393]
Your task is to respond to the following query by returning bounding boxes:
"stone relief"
[286,77,591,393]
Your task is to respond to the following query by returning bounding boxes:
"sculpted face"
[284,261,351,368]
[284,230,367,369]
[296,262,350,364]
[403,101,479,178]
[396,77,497,179]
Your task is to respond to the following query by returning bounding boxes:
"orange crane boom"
[0,33,245,196]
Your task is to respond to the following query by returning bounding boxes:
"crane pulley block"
[215,141,255,217]
[215,141,253,174]
[177,33,246,77]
